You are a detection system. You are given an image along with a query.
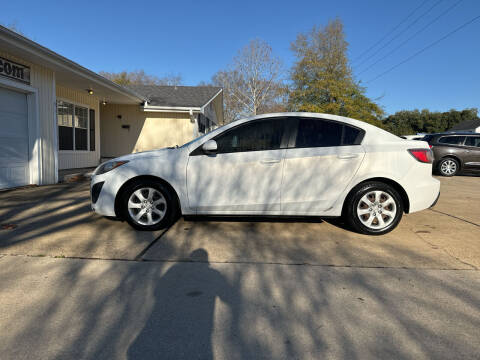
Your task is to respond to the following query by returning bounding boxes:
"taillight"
[408,149,433,163]
[429,144,433,149]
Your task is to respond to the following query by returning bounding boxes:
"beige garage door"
[0,87,29,189]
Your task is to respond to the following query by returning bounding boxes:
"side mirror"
[202,139,217,154]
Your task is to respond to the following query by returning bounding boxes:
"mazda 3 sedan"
[91,113,440,235]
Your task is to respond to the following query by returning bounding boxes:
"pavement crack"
[429,209,480,228]
[133,226,171,260]
[411,230,478,270]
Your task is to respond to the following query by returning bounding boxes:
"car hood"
[113,147,179,162]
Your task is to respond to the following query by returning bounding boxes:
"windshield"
[179,122,230,148]
[179,133,209,148]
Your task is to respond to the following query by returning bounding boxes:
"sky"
[2,0,479,115]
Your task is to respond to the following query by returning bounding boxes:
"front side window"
[294,118,363,148]
[214,118,285,154]
[465,136,480,147]
[57,100,92,151]
[438,136,466,145]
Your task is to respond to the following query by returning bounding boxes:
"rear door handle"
[337,154,359,159]
[260,158,281,164]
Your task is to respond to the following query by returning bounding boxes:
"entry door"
[463,136,480,171]
[281,117,365,214]
[0,87,29,189]
[186,118,288,213]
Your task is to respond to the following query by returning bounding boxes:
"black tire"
[120,179,179,231]
[437,157,459,177]
[345,181,404,235]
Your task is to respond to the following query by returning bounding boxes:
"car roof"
[192,112,400,150]
[429,132,478,137]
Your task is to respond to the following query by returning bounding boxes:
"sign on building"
[0,57,30,84]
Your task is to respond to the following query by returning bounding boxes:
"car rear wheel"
[345,182,403,235]
[121,180,178,231]
[438,158,459,177]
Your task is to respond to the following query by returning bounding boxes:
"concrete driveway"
[1,176,479,269]
[0,176,479,359]
[0,182,163,259]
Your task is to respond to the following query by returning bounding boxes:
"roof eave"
[0,25,145,103]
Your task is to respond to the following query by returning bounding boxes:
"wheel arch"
[438,155,462,169]
[114,175,181,219]
[342,177,410,215]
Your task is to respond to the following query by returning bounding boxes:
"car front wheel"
[121,180,178,231]
[345,182,403,235]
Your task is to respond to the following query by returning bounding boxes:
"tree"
[383,108,478,135]
[211,39,286,123]
[288,19,384,126]
[99,70,183,86]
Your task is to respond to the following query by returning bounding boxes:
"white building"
[0,26,222,189]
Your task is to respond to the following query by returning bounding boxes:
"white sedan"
[90,113,440,235]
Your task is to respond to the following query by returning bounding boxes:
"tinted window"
[438,136,466,145]
[296,119,342,148]
[214,118,285,153]
[343,125,363,145]
[294,118,363,148]
[465,136,480,147]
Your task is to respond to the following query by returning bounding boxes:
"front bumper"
[90,173,127,217]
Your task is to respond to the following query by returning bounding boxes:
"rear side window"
[294,118,363,148]
[214,118,285,154]
[438,136,466,145]
[465,136,480,147]
[342,125,364,145]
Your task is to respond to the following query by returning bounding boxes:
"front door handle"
[260,158,281,164]
[337,154,359,159]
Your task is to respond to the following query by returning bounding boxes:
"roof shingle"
[125,84,222,108]
[450,118,480,131]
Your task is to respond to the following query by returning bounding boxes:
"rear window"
[294,118,364,148]
[465,136,480,147]
[438,136,465,145]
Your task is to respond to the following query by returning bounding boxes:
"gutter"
[141,105,202,113]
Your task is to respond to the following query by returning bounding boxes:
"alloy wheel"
[440,159,457,176]
[127,187,167,226]
[356,190,397,230]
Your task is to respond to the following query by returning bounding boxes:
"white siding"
[0,51,56,184]
[57,86,100,169]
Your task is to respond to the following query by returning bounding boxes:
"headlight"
[94,160,129,175]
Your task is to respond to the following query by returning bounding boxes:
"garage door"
[0,87,29,189]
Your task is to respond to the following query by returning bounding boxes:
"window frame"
[437,136,467,146]
[190,117,291,156]
[288,117,366,149]
[57,98,94,153]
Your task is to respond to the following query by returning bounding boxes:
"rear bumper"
[429,191,440,208]
[407,177,441,213]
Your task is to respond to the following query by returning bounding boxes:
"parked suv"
[422,133,480,176]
